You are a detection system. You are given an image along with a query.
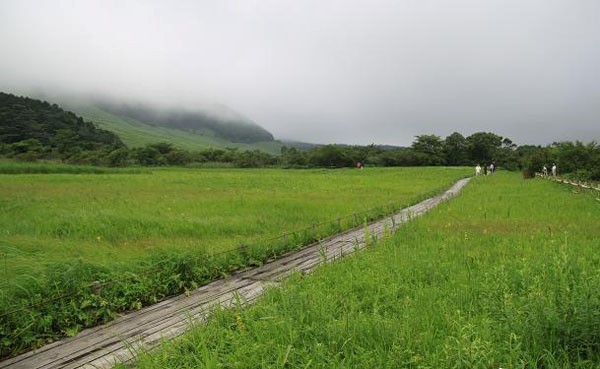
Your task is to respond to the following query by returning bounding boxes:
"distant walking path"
[0,178,471,369]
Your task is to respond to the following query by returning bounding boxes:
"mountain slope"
[61,99,283,155]
[97,100,274,143]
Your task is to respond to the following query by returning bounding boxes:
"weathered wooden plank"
[0,177,470,369]
[4,277,240,367]
[77,281,269,369]
[3,277,258,369]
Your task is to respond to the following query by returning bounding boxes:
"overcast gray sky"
[1,0,599,146]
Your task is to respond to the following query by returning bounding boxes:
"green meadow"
[132,172,600,368]
[0,165,470,357]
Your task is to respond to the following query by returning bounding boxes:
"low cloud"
[1,0,599,146]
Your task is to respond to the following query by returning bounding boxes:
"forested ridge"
[0,92,124,162]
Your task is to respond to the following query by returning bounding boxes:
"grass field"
[131,172,600,368]
[0,165,470,357]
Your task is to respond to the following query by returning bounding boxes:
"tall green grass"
[0,166,470,358]
[0,161,147,174]
[132,172,600,368]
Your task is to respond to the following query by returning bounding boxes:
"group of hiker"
[355,161,559,178]
[541,163,558,177]
[474,162,558,177]
[474,162,496,176]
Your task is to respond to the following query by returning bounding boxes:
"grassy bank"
[132,172,600,368]
[0,166,469,358]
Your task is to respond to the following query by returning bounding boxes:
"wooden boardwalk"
[0,178,471,369]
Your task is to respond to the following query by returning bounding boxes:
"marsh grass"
[0,166,469,357]
[0,160,146,174]
[131,172,600,368]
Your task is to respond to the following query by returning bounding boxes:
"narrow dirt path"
[0,177,471,369]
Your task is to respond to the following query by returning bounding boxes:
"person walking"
[551,163,557,177]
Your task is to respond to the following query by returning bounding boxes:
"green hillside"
[62,101,284,155]
[0,92,124,160]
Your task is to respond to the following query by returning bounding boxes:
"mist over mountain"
[33,90,277,145]
[92,98,274,144]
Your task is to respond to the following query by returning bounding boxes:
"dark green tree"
[551,141,600,180]
[496,137,519,170]
[279,147,307,167]
[131,146,165,166]
[106,147,131,167]
[443,132,468,165]
[10,138,45,161]
[411,134,445,165]
[466,132,503,163]
[307,145,353,168]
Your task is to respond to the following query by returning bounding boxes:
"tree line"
[279,133,600,181]
[1,92,598,180]
[3,132,599,181]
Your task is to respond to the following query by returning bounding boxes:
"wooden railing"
[535,173,600,192]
